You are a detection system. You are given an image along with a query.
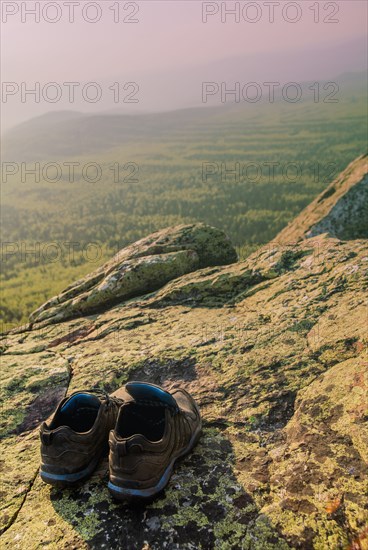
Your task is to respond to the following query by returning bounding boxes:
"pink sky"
[1,1,367,129]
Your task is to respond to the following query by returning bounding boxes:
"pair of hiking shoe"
[39,381,201,500]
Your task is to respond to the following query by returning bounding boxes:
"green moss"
[275,249,312,273]
[290,319,315,334]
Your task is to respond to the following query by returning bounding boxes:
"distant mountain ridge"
[3,34,366,132]
[2,71,366,163]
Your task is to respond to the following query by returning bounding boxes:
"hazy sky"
[1,1,367,130]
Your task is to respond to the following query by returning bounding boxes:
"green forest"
[1,72,367,327]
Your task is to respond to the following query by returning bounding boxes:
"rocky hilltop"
[1,155,367,550]
[275,155,368,243]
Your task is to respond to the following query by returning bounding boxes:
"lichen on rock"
[1,158,367,549]
[29,224,237,327]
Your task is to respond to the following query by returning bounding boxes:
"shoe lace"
[85,388,124,411]
[106,395,125,410]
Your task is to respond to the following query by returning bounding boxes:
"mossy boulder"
[29,224,237,327]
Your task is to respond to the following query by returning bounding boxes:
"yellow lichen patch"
[265,357,368,547]
[0,477,89,549]
[0,432,39,534]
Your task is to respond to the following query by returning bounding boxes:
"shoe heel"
[40,450,105,487]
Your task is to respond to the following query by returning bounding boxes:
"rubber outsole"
[108,424,202,500]
[40,452,103,487]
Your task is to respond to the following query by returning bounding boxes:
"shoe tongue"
[125,382,178,412]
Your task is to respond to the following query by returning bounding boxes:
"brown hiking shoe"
[108,381,202,500]
[40,387,127,486]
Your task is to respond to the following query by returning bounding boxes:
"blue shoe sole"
[108,424,202,500]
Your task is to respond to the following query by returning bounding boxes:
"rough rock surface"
[29,224,237,327]
[1,157,367,549]
[275,154,367,244]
